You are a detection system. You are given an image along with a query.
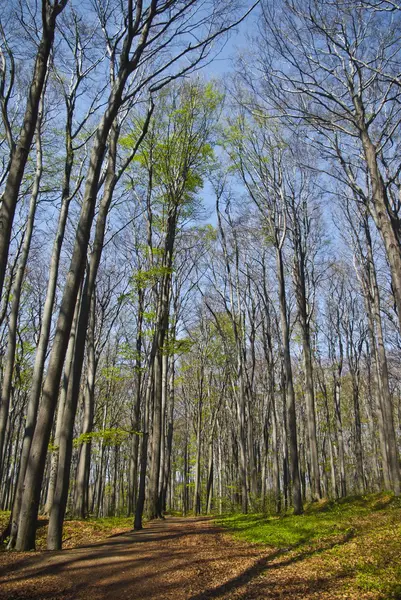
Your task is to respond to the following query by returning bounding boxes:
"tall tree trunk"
[127,290,144,515]
[158,352,168,512]
[291,220,321,501]
[246,402,258,503]
[301,327,321,500]
[0,111,43,479]
[334,375,346,498]
[44,295,81,517]
[74,292,96,518]
[134,370,151,530]
[351,375,365,493]
[160,366,175,513]
[206,439,214,514]
[8,97,77,548]
[318,371,338,498]
[331,309,347,498]
[276,245,302,515]
[271,394,281,513]
[148,209,176,520]
[281,366,289,511]
[15,81,128,551]
[354,111,401,335]
[0,0,67,297]
[364,221,401,494]
[235,377,248,514]
[46,111,145,544]
[183,423,189,516]
[217,421,223,515]
[47,277,89,550]
[148,347,163,519]
[193,381,203,516]
[216,196,248,514]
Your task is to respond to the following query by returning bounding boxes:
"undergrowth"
[215,493,401,599]
[0,511,134,551]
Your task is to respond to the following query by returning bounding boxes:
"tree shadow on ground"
[0,517,356,600]
[187,534,353,600]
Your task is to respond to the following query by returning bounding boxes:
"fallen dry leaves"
[0,510,399,600]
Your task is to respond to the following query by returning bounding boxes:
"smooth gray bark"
[0,112,43,481]
[0,0,67,297]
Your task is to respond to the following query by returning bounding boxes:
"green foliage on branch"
[73,428,141,448]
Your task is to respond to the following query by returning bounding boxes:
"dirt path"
[0,517,352,600]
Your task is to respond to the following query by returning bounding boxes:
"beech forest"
[0,5,401,597]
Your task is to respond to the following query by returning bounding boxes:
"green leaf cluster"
[73,428,140,448]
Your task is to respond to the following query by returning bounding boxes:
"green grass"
[215,495,384,548]
[84,515,134,531]
[0,511,10,524]
[164,509,185,517]
[215,493,401,599]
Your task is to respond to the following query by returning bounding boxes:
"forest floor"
[0,493,400,600]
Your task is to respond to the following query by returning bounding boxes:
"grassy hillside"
[215,493,401,599]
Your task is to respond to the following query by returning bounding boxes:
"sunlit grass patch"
[215,493,401,599]
[0,510,10,533]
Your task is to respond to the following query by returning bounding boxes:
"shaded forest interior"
[0,0,401,578]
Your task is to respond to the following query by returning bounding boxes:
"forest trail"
[0,516,361,600]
